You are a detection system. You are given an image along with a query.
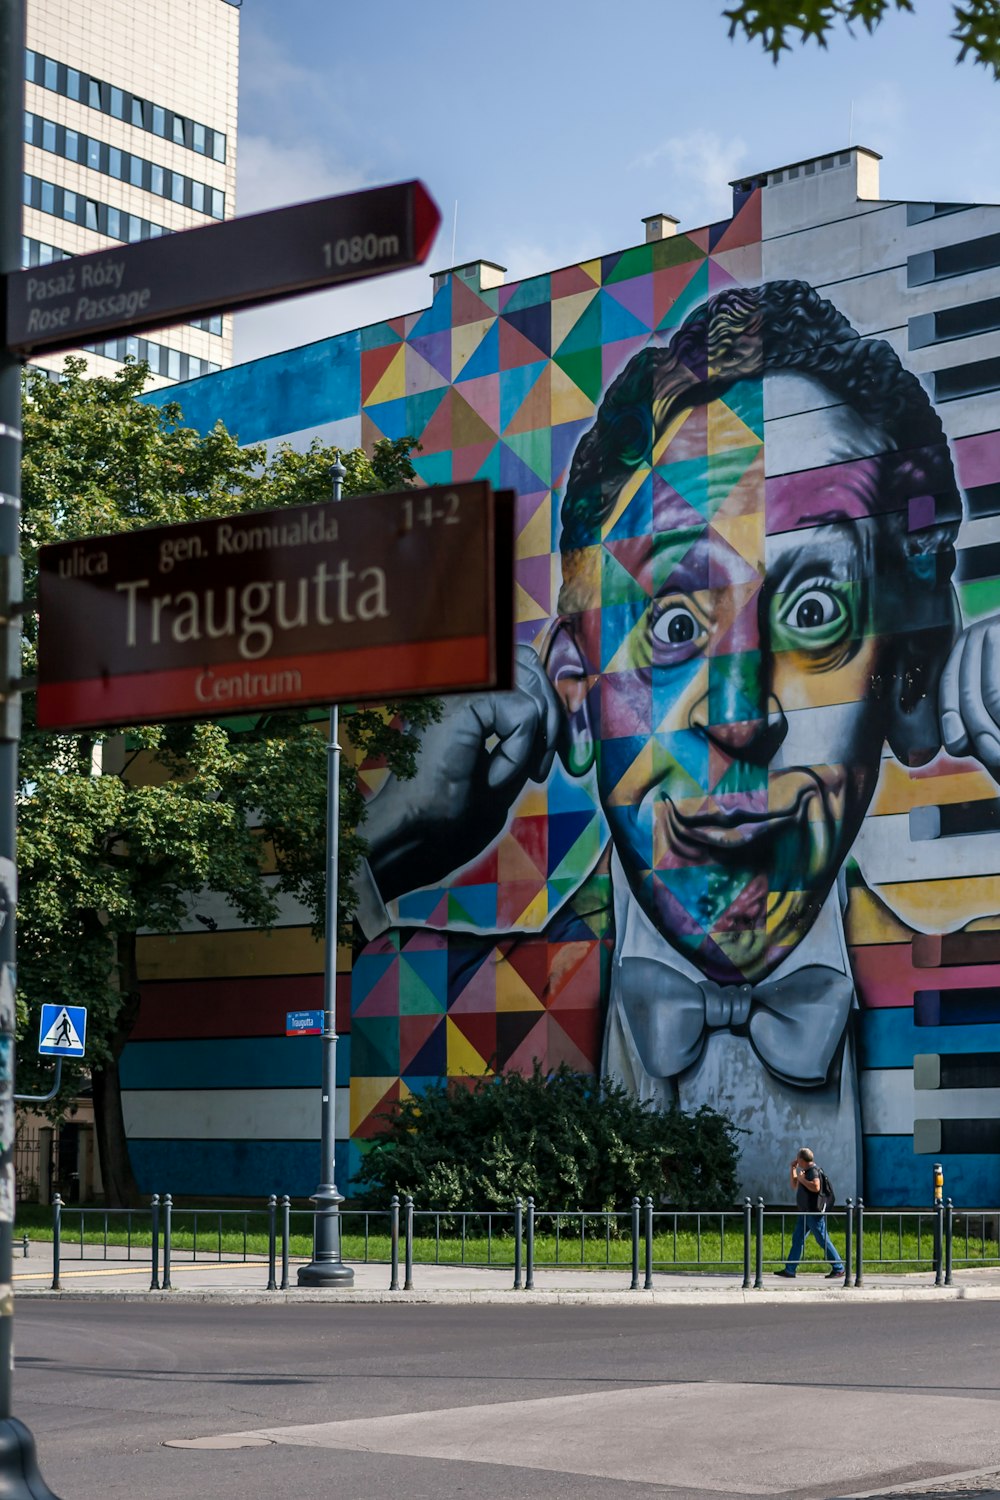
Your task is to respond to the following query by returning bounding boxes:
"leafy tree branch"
[724,1,1000,77]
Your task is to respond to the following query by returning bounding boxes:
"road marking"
[165,1383,1000,1492]
[14,1260,264,1282]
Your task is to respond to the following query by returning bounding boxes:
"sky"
[230,0,1000,366]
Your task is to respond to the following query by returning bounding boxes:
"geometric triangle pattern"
[349,866,614,1139]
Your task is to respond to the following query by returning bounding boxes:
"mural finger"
[956,623,998,769]
[938,629,971,757]
[980,624,1000,734]
[515,645,562,782]
[486,691,542,794]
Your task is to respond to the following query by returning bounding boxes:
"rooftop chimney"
[431,259,506,297]
[642,213,680,243]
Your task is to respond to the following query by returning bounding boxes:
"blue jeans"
[784,1212,844,1275]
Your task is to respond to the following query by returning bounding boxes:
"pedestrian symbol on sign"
[38,1004,87,1057]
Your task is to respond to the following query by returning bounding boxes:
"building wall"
[135,148,1000,1206]
[23,0,237,385]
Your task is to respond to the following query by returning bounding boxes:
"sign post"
[0,2,50,1492]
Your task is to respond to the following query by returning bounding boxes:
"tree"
[17,358,437,1205]
[724,1,1000,77]
[355,1064,744,1212]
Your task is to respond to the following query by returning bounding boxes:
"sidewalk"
[13,1239,1000,1303]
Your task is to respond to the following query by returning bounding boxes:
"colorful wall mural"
[132,146,1000,1205]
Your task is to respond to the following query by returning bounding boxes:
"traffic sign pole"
[0,1,58,1493]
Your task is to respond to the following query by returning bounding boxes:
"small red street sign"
[36,483,514,730]
[6,180,440,356]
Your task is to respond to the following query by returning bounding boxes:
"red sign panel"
[37,483,513,730]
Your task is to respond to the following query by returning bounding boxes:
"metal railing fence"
[39,1192,999,1293]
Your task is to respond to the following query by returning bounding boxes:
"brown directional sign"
[6,180,440,357]
[36,482,514,731]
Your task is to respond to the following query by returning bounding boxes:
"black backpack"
[818,1167,836,1210]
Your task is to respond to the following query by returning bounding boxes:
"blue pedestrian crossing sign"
[38,1004,87,1057]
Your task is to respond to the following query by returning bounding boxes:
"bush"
[354,1064,743,1212]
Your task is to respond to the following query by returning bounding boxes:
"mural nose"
[704,704,788,767]
[689,683,788,767]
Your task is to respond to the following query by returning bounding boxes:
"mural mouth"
[662,785,816,853]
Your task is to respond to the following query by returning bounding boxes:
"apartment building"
[23,0,239,387]
[135,147,1000,1208]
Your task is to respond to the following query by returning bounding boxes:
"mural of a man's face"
[549,371,920,984]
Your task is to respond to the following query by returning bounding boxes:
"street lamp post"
[298,455,354,1287]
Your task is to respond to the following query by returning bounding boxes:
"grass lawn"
[14,1204,1000,1277]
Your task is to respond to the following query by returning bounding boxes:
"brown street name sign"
[36,482,513,730]
[6,180,440,357]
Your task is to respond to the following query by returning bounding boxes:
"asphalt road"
[12,1300,1000,1500]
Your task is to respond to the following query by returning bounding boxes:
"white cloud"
[236,134,364,217]
[630,129,749,228]
[232,128,436,363]
[237,28,334,142]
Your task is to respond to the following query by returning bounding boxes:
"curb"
[16,1283,1000,1306]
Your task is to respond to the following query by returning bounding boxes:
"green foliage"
[724,0,1000,78]
[16,358,436,1114]
[354,1064,744,1212]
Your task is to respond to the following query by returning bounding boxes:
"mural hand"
[364,645,565,901]
[939,618,1000,777]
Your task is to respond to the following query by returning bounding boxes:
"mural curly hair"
[557,279,961,622]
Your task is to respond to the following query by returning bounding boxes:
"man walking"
[774,1148,844,1280]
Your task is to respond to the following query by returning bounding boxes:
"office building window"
[25,47,226,164]
[25,113,224,218]
[22,236,71,266]
[25,172,170,241]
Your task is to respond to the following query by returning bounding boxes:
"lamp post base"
[296,1259,355,1288]
[296,1183,355,1288]
[0,1417,62,1499]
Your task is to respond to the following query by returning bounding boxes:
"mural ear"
[886,591,961,767]
[543,619,595,776]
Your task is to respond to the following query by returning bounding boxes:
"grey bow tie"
[618,955,854,1089]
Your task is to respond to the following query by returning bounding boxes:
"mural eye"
[793,591,838,629]
[773,583,852,654]
[652,605,702,649]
